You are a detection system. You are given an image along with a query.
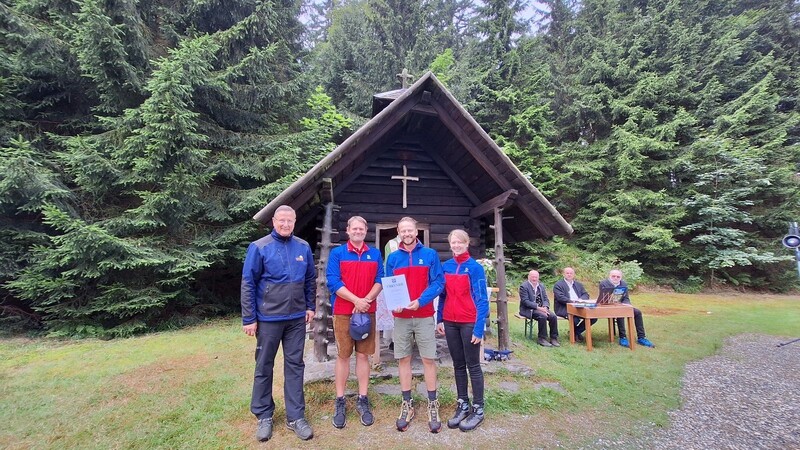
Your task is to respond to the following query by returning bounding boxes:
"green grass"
[1,293,798,448]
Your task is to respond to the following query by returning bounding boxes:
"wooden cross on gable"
[391,164,419,208]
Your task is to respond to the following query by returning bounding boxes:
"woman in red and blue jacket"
[436,229,489,432]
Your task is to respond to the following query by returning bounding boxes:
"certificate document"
[381,274,411,310]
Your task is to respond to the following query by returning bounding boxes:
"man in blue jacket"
[241,205,316,442]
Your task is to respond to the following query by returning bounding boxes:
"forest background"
[1,0,799,338]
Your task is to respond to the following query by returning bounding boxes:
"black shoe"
[576,333,585,343]
[396,398,414,431]
[356,395,374,426]
[538,337,553,347]
[447,399,470,429]
[256,417,273,442]
[427,399,442,433]
[550,337,560,347]
[332,396,346,429]
[459,404,484,432]
[287,417,313,440]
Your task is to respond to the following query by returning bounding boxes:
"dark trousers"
[572,316,597,336]
[251,318,306,421]
[526,309,559,339]
[616,307,646,340]
[444,321,484,405]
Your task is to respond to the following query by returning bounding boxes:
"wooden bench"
[514,313,535,339]
[514,312,569,341]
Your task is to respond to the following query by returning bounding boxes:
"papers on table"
[381,274,411,310]
[574,299,597,308]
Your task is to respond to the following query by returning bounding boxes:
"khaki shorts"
[333,313,376,358]
[392,316,437,360]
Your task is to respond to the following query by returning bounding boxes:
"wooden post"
[314,201,337,362]
[493,206,510,351]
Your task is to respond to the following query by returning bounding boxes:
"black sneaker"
[256,417,273,442]
[356,395,374,426]
[332,396,347,429]
[427,399,442,433]
[447,399,470,429]
[286,417,313,440]
[459,404,484,432]
[396,399,415,431]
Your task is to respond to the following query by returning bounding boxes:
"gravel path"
[594,333,800,449]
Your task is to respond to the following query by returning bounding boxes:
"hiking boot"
[550,337,561,347]
[459,404,484,432]
[356,395,374,426]
[255,417,273,442]
[396,399,415,431]
[447,398,470,429]
[427,399,442,433]
[637,337,655,348]
[332,396,346,429]
[619,337,629,347]
[538,337,553,347]
[286,417,313,440]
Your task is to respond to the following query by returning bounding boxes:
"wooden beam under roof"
[470,190,518,218]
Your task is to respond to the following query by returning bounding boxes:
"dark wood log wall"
[331,138,487,260]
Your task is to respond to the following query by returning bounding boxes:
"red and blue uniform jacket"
[326,241,384,315]
[385,240,444,319]
[437,252,489,339]
[241,230,316,324]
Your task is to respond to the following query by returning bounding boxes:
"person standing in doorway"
[372,234,400,371]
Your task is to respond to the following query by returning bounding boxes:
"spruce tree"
[3,0,351,335]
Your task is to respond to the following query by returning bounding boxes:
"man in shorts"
[385,217,444,433]
[326,216,384,428]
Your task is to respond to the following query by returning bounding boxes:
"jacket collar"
[271,229,293,242]
[347,240,369,255]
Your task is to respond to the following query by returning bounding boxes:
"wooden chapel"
[253,71,573,361]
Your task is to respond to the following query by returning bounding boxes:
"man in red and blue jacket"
[326,216,383,429]
[385,217,444,433]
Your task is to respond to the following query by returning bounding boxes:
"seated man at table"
[552,267,596,342]
[519,270,559,347]
[599,270,655,348]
